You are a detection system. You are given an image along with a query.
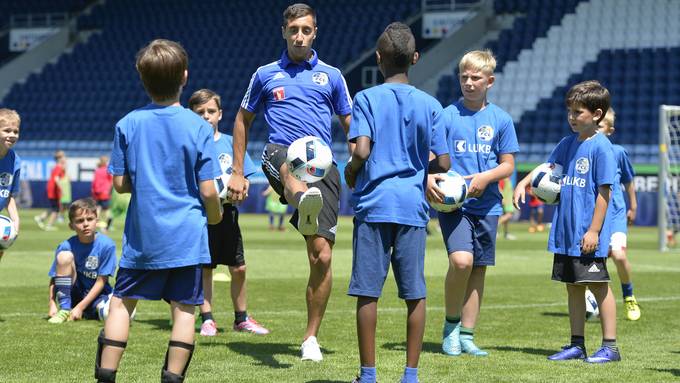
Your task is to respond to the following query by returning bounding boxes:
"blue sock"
[621,283,634,298]
[53,276,72,310]
[401,367,418,383]
[360,366,376,383]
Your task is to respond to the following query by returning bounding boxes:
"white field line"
[4,295,680,319]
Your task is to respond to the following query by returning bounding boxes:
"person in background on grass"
[263,185,287,231]
[527,185,545,233]
[498,177,516,240]
[35,150,66,231]
[92,155,114,232]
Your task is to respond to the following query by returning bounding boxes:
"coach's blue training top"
[606,144,635,234]
[241,49,352,149]
[0,149,20,211]
[109,104,220,269]
[547,132,616,258]
[439,101,519,216]
[349,83,448,227]
[214,133,257,178]
[49,234,116,295]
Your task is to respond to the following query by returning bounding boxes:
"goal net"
[658,105,680,251]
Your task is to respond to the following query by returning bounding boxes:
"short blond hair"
[0,108,20,128]
[601,106,616,128]
[459,49,496,75]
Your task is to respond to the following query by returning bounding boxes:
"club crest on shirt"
[85,255,99,270]
[0,172,12,187]
[312,72,329,86]
[575,157,589,174]
[218,153,233,174]
[273,87,285,101]
[477,125,494,141]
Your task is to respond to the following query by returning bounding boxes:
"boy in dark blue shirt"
[515,80,619,363]
[94,39,223,382]
[345,22,450,383]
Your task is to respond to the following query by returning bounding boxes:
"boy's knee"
[449,252,473,270]
[55,251,74,264]
[229,265,246,275]
[609,249,626,262]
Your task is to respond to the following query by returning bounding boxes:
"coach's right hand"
[228,172,247,202]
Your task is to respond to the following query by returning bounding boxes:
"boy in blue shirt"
[599,108,640,321]
[0,108,21,262]
[427,50,519,357]
[189,89,269,336]
[514,80,620,363]
[345,22,450,383]
[47,198,116,323]
[95,39,223,383]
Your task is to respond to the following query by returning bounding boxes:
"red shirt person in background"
[91,155,113,231]
[34,150,66,231]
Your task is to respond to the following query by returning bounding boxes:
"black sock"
[570,335,585,348]
[235,311,248,324]
[602,338,617,349]
[200,311,213,323]
[445,316,460,325]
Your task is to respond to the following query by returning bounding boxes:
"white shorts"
[609,232,627,252]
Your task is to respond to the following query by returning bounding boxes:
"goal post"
[658,105,680,251]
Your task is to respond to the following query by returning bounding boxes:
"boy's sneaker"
[200,320,217,336]
[460,335,488,356]
[48,309,70,324]
[300,336,323,361]
[297,187,323,236]
[504,233,517,240]
[44,225,57,231]
[547,345,586,361]
[442,321,461,356]
[233,317,270,335]
[584,346,621,363]
[624,296,641,321]
[34,215,45,230]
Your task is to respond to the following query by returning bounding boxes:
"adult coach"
[228,3,352,362]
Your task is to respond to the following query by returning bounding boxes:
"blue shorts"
[113,265,204,305]
[70,286,110,319]
[348,220,427,300]
[438,210,499,266]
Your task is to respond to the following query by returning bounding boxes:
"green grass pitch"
[0,209,679,382]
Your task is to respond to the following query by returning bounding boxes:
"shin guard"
[95,329,127,383]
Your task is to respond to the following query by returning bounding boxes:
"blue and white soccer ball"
[97,294,136,322]
[213,173,232,202]
[530,163,563,204]
[286,136,333,183]
[0,215,17,250]
[585,289,600,321]
[430,171,468,213]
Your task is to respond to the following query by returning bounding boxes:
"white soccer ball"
[214,172,232,202]
[430,171,468,213]
[97,294,136,321]
[530,163,563,204]
[286,136,333,183]
[0,215,17,250]
[585,290,600,321]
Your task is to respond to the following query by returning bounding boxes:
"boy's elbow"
[437,154,451,172]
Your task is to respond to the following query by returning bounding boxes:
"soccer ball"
[213,173,231,202]
[530,163,563,204]
[0,215,17,250]
[585,290,599,321]
[286,136,333,183]
[97,294,136,321]
[430,171,468,213]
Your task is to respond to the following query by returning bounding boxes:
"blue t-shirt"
[349,83,448,227]
[241,49,352,149]
[213,133,258,178]
[439,101,519,216]
[0,149,20,211]
[547,133,616,258]
[109,104,221,269]
[606,144,635,234]
[48,234,116,296]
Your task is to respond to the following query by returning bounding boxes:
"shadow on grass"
[205,341,335,369]
[541,312,568,317]
[649,368,680,377]
[488,346,555,357]
[134,318,172,330]
[382,341,442,355]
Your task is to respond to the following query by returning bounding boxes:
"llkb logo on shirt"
[455,140,466,152]
[312,72,329,86]
[477,125,494,141]
[85,255,99,270]
[575,157,590,174]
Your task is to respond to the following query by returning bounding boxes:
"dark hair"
[135,39,188,102]
[377,22,416,70]
[189,89,222,111]
[283,3,316,27]
[69,198,98,222]
[565,80,610,124]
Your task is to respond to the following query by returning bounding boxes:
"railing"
[10,12,69,28]
[421,0,486,12]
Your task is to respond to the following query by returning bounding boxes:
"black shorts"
[205,205,244,268]
[262,143,340,242]
[551,254,610,284]
[96,199,111,209]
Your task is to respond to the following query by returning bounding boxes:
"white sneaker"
[297,187,323,236]
[300,336,323,361]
